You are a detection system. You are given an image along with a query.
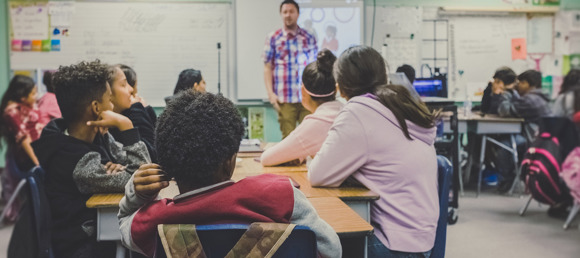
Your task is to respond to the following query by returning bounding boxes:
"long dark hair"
[302,49,336,103]
[334,45,436,139]
[119,64,137,88]
[559,69,580,112]
[174,69,202,95]
[0,75,36,145]
[560,69,580,94]
[43,71,55,93]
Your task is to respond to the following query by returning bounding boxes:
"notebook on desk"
[239,139,263,153]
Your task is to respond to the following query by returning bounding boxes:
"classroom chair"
[5,166,54,258]
[432,155,453,258]
[563,202,579,230]
[154,223,317,258]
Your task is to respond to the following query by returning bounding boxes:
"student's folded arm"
[513,93,551,119]
[308,111,367,187]
[261,120,312,166]
[118,173,157,255]
[497,92,517,117]
[488,93,504,114]
[289,187,341,258]
[122,103,157,160]
[107,129,151,174]
[72,152,132,194]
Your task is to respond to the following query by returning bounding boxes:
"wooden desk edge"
[338,229,375,238]
[339,195,380,201]
[86,193,124,208]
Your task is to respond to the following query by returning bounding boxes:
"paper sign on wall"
[512,38,527,60]
[10,3,49,39]
[48,1,75,27]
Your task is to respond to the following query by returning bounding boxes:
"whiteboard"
[10,2,231,107]
[368,6,422,72]
[449,15,529,100]
[235,0,280,101]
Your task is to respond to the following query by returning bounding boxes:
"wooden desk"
[88,155,378,258]
[233,158,379,222]
[87,192,373,258]
[308,197,373,238]
[233,157,308,175]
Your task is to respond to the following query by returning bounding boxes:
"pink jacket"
[261,100,344,166]
[308,95,439,253]
[38,92,61,124]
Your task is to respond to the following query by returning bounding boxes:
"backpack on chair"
[520,132,571,205]
[562,147,580,204]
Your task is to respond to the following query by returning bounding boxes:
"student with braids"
[308,46,439,257]
[261,49,343,166]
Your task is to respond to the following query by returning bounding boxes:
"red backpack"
[520,132,571,205]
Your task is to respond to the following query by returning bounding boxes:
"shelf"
[439,6,559,14]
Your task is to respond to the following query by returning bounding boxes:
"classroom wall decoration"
[9,1,231,107]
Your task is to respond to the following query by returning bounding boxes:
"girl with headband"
[261,49,344,166]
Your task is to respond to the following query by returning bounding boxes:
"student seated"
[108,64,158,162]
[0,75,44,222]
[307,46,438,257]
[38,70,62,124]
[261,49,343,166]
[492,70,551,193]
[498,70,551,120]
[481,67,517,114]
[553,69,580,119]
[396,64,416,84]
[32,60,151,258]
[164,68,206,104]
[119,64,157,125]
[118,91,341,258]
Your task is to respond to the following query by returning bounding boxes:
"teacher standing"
[263,0,318,138]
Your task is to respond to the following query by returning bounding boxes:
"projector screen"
[297,3,363,57]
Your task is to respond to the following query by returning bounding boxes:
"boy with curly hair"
[32,60,151,257]
[118,91,341,257]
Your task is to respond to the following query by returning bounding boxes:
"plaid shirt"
[263,27,317,103]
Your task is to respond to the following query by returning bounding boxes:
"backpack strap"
[158,224,207,258]
[226,223,296,258]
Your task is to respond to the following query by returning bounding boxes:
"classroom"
[1,0,580,257]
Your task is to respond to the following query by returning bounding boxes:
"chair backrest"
[28,167,53,258]
[431,155,452,258]
[155,224,317,258]
[537,117,580,158]
[7,166,54,258]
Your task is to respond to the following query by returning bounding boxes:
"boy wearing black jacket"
[32,60,150,258]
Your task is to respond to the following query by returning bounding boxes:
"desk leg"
[477,136,487,197]
[508,134,520,195]
[364,235,368,258]
[457,133,464,196]
[116,241,125,258]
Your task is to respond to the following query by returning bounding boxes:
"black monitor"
[413,76,447,98]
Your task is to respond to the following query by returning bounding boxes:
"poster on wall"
[9,3,49,40]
